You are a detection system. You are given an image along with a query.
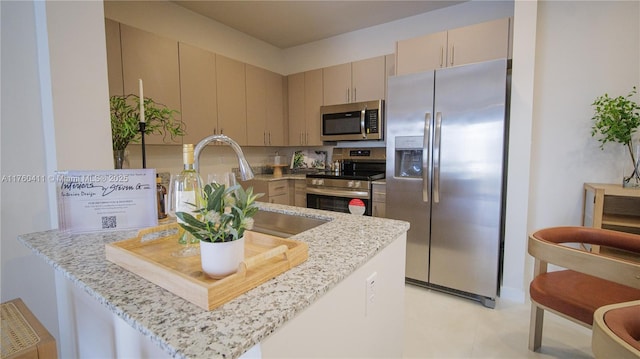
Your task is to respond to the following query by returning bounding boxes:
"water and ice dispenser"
[394,136,424,178]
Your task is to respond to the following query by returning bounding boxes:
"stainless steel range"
[306,148,385,216]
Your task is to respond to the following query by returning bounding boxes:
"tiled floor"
[403,284,594,358]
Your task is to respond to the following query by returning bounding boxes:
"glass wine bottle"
[169,143,203,257]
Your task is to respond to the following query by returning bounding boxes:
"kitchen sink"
[251,211,328,238]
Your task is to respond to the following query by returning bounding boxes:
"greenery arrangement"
[591,86,640,185]
[176,183,263,243]
[110,94,185,151]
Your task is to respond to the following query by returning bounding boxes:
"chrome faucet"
[193,134,255,180]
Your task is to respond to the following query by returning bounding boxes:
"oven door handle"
[306,187,370,199]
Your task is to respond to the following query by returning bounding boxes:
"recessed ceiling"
[171,1,465,49]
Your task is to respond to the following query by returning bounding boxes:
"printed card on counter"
[56,169,158,233]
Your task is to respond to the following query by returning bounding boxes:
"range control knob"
[347,180,355,188]
[311,179,318,185]
[318,179,324,186]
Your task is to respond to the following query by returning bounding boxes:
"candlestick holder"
[139,121,147,169]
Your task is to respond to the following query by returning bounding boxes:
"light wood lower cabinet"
[247,179,291,205]
[294,179,307,208]
[372,181,386,218]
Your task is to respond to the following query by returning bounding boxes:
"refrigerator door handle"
[433,112,442,203]
[360,107,366,139]
[422,112,431,202]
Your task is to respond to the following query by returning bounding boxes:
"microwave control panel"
[365,109,379,134]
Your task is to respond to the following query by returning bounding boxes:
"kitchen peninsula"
[18,203,409,359]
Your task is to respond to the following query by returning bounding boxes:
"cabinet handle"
[347,88,350,103]
[450,45,455,66]
[300,132,303,145]
[264,132,266,145]
[220,128,224,135]
[306,132,309,144]
[268,132,271,145]
[353,87,357,102]
[440,46,444,68]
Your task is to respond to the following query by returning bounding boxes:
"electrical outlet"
[365,272,377,316]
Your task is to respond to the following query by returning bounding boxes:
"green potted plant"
[591,86,640,188]
[177,183,263,278]
[110,94,185,168]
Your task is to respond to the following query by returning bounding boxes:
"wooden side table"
[1,298,57,359]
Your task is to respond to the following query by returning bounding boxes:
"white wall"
[1,0,59,340]
[525,0,639,285]
[1,0,113,352]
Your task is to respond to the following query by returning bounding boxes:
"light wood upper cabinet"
[120,24,182,145]
[323,56,386,105]
[446,18,510,67]
[396,17,511,75]
[105,19,123,96]
[304,69,323,146]
[396,31,447,75]
[288,69,323,146]
[351,56,386,102]
[246,65,285,146]
[323,63,351,105]
[216,55,247,145]
[288,72,305,146]
[265,71,285,146]
[179,42,217,145]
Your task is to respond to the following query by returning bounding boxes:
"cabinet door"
[179,42,217,145]
[447,18,510,67]
[216,55,247,144]
[246,64,268,146]
[265,71,285,146]
[323,63,351,105]
[294,180,306,207]
[288,72,305,146]
[396,31,447,75]
[105,19,123,96]
[304,69,323,146]
[120,24,181,145]
[352,56,386,102]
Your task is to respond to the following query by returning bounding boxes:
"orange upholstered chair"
[592,300,640,358]
[528,226,640,352]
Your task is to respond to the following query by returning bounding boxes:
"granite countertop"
[18,204,409,359]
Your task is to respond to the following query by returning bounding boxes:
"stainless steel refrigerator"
[385,58,508,308]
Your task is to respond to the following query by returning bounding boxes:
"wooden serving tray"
[105,223,308,310]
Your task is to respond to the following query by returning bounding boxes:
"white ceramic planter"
[199,237,245,279]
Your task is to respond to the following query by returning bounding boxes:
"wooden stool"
[1,298,57,359]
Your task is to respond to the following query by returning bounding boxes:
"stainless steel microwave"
[320,100,384,141]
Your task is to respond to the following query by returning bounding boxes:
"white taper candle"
[139,78,145,123]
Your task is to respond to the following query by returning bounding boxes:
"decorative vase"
[622,144,640,189]
[199,237,245,279]
[113,149,129,169]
